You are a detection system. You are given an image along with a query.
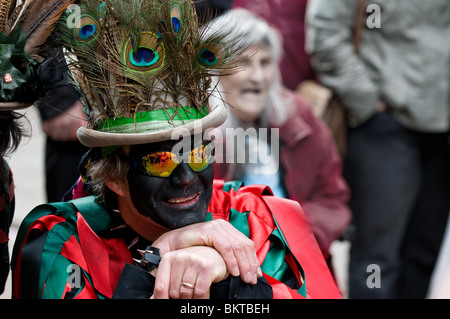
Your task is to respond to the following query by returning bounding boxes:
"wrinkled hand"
[151,246,228,299]
[42,101,87,141]
[152,219,262,284]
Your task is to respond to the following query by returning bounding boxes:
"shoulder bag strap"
[353,0,367,54]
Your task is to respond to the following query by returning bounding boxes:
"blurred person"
[39,100,88,204]
[232,0,313,91]
[307,0,450,298]
[34,50,88,202]
[0,0,77,294]
[11,0,340,299]
[212,9,351,274]
[0,109,29,295]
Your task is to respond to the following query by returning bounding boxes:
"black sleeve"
[35,50,81,121]
[210,275,273,299]
[16,232,48,299]
[112,263,273,299]
[112,263,155,299]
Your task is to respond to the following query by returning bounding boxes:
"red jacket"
[215,90,351,258]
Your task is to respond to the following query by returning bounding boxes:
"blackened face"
[127,137,214,229]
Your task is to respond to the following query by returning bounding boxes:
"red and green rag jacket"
[11,180,341,299]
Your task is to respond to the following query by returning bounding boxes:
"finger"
[193,268,212,299]
[217,221,257,283]
[238,235,261,283]
[219,220,261,280]
[227,232,260,283]
[153,256,172,299]
[211,220,243,277]
[167,254,185,299]
[237,244,256,284]
[180,267,198,299]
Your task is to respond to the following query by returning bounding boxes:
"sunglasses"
[133,143,215,177]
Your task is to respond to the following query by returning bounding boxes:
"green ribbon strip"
[221,181,244,193]
[38,216,77,298]
[97,106,208,132]
[229,208,250,238]
[205,209,249,237]
[41,254,73,299]
[270,213,308,297]
[260,229,290,281]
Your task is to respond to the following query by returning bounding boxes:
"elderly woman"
[213,9,351,267]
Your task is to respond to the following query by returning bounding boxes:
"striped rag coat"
[12,180,340,299]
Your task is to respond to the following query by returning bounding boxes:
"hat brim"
[77,103,227,147]
[0,102,33,111]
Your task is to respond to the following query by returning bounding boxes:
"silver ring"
[181,282,195,289]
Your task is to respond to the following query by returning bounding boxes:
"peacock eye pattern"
[196,44,223,69]
[79,23,96,40]
[123,32,165,72]
[129,48,159,67]
[170,4,182,35]
[74,12,100,45]
[198,48,218,66]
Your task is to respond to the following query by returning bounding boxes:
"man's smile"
[162,192,201,208]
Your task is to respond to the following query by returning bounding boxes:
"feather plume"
[1,0,75,58]
[56,0,246,129]
[0,0,26,34]
[20,0,77,55]
[0,0,15,32]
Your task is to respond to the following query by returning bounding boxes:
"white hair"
[205,8,290,126]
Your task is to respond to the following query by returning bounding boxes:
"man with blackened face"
[95,135,269,299]
[11,2,340,300]
[126,137,215,229]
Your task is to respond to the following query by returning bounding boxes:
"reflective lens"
[137,144,214,177]
[189,144,214,172]
[141,152,179,177]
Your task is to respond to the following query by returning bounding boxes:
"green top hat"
[56,0,244,147]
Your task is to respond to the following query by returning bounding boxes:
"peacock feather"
[56,0,245,132]
[1,0,76,57]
